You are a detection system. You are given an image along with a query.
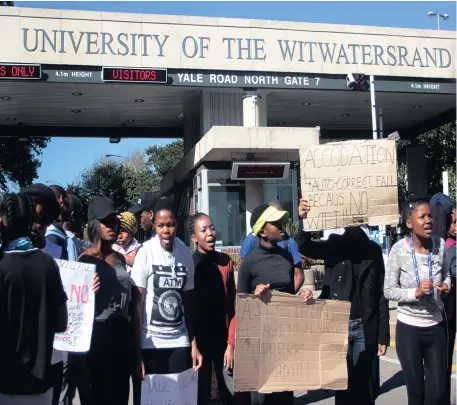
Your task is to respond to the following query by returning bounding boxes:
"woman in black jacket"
[298,200,390,405]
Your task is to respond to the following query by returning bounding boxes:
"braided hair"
[399,196,429,237]
[0,193,34,244]
[187,213,211,251]
[187,212,210,237]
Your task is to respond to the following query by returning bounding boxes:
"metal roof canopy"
[0,78,454,139]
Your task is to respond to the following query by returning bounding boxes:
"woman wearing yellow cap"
[113,212,140,274]
[237,203,296,405]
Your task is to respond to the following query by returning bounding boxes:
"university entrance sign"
[0,7,455,79]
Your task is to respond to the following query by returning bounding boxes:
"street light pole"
[105,154,127,160]
[105,154,137,173]
[45,180,64,187]
[428,11,450,30]
[105,154,150,174]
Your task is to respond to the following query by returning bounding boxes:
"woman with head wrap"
[113,212,140,274]
[430,192,456,405]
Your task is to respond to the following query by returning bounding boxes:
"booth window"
[207,170,247,246]
[262,170,297,221]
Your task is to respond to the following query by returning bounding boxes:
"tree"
[396,121,456,202]
[0,137,49,191]
[146,139,184,179]
[0,2,14,6]
[69,140,185,210]
[67,182,89,204]
[122,151,158,204]
[79,158,129,210]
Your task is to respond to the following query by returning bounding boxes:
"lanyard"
[410,236,433,288]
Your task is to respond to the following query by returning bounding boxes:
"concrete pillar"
[245,180,264,234]
[242,91,267,127]
[243,91,260,127]
[243,90,267,233]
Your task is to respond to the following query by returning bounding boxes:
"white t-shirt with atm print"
[131,234,194,349]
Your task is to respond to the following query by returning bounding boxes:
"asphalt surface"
[73,348,456,405]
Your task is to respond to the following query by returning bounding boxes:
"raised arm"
[296,199,332,260]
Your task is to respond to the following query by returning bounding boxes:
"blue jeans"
[335,319,374,405]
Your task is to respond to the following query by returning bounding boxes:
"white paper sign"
[53,259,95,352]
[141,368,198,405]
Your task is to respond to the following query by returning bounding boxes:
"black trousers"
[249,391,294,405]
[133,347,192,405]
[197,337,234,405]
[71,322,131,405]
[396,321,447,405]
[50,361,64,405]
[51,356,76,405]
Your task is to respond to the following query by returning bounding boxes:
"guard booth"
[163,125,321,248]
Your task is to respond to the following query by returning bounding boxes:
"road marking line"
[381,357,456,379]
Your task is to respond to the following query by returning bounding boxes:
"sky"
[11,0,457,187]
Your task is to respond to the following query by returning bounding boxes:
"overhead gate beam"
[0,126,184,139]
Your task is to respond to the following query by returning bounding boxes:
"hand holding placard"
[299,139,399,231]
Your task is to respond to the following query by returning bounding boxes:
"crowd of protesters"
[0,182,454,405]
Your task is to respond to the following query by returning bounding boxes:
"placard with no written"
[234,292,351,393]
[53,259,96,352]
[300,139,399,231]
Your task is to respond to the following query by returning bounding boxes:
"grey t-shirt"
[79,253,131,322]
[384,236,450,322]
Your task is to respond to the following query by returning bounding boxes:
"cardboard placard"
[300,139,399,231]
[141,368,198,405]
[53,259,96,352]
[234,292,350,393]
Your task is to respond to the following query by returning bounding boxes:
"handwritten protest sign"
[300,139,399,231]
[141,368,198,405]
[234,292,350,393]
[53,259,95,352]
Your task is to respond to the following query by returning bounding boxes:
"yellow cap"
[252,206,288,236]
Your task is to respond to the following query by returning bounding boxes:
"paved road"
[73,348,456,405]
[293,347,456,405]
[74,302,456,404]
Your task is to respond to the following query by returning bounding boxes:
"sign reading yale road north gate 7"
[1,9,453,79]
[299,139,399,232]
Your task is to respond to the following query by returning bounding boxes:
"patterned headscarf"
[119,212,138,235]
